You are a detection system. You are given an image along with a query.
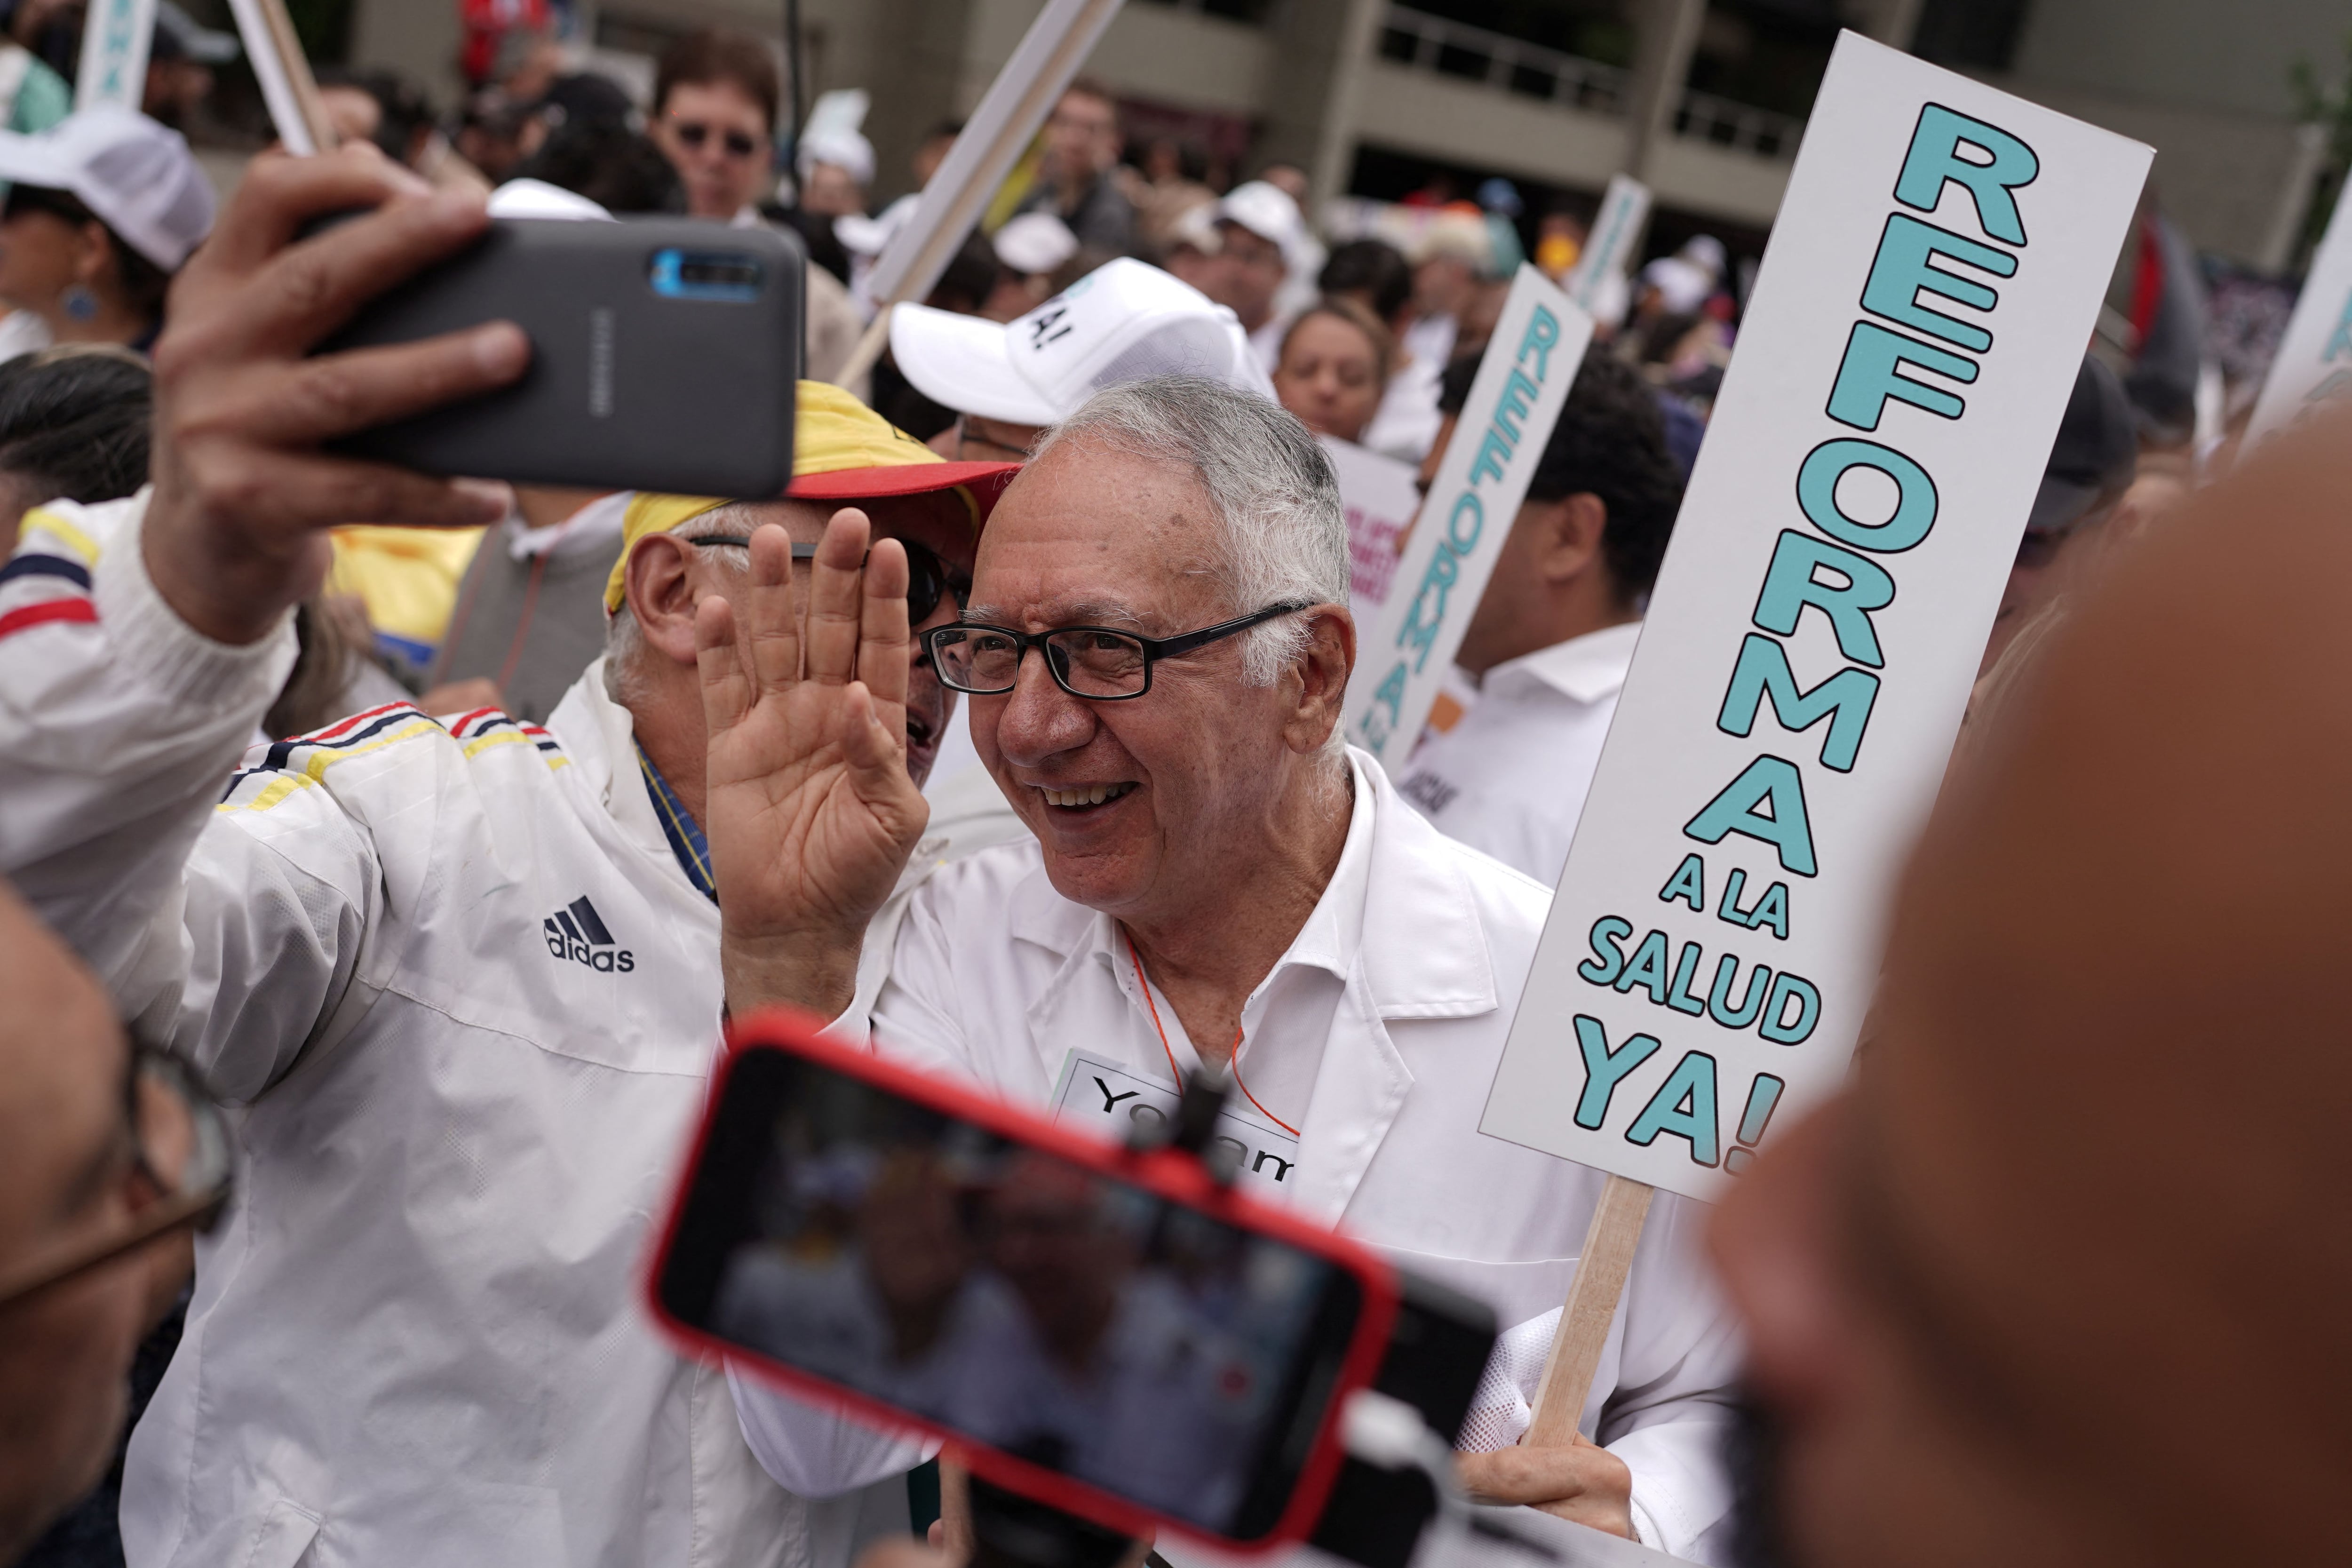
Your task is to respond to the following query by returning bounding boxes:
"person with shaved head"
[1710,412,2352,1568]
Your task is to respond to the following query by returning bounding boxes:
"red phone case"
[643,1007,1402,1552]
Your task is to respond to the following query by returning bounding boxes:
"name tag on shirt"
[1048,1049,1301,1196]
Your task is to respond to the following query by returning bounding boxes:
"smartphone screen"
[657,1047,1367,1542]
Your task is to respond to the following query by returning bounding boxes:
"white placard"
[1479,32,2151,1203]
[1320,434,1422,611]
[2244,187,2352,446]
[1343,265,1594,762]
[1564,174,1650,312]
[1047,1050,1299,1196]
[76,0,157,110]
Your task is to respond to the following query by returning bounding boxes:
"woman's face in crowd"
[0,207,87,325]
[654,80,773,221]
[1273,311,1383,445]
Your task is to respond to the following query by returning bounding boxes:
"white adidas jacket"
[0,493,999,1568]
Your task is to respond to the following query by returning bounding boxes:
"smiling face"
[961,438,1325,921]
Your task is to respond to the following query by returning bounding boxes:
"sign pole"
[225,0,338,155]
[832,0,1127,389]
[1523,1174,1653,1447]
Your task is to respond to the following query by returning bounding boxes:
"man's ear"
[622,534,703,668]
[1284,605,1357,756]
[1535,492,1610,586]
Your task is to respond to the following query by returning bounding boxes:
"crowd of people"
[0,15,2343,1568]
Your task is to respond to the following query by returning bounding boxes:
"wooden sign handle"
[1523,1173,1654,1448]
[228,0,337,154]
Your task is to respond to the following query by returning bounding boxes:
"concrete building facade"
[350,0,2341,268]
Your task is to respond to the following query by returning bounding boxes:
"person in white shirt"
[1395,354,1686,886]
[0,147,1020,1568]
[694,376,1742,1560]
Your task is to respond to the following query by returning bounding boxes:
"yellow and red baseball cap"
[604,381,1020,613]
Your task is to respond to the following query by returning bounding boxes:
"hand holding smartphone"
[648,1014,1402,1552]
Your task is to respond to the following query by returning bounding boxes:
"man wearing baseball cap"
[890,255,1277,469]
[1209,178,1321,373]
[0,153,1019,1568]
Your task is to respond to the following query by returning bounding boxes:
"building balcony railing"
[1672,88,1802,159]
[1377,5,1803,160]
[1377,5,1629,115]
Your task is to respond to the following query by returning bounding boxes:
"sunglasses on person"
[923,600,1313,700]
[680,534,972,623]
[668,119,764,160]
[0,1041,233,1313]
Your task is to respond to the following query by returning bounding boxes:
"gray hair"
[602,501,760,706]
[1034,376,1350,687]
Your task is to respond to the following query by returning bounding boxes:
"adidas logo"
[544,896,635,973]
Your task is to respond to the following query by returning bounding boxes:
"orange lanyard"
[1125,934,1300,1137]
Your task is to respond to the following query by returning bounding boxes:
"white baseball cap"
[0,106,215,271]
[890,256,1276,426]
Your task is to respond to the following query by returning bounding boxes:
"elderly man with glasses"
[705,377,1744,1560]
[0,152,1019,1568]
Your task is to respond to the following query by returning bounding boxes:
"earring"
[62,284,97,322]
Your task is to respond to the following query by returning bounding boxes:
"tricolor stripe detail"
[2,508,102,640]
[220,705,445,811]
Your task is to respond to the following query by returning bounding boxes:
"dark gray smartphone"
[320,216,803,497]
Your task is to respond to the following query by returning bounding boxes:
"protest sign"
[833,0,1126,387]
[76,0,158,110]
[1320,434,1421,611]
[1485,30,2150,1443]
[1342,266,1594,762]
[1048,1049,1298,1197]
[2244,188,2352,446]
[1483,33,2149,1206]
[1562,175,1650,313]
[226,0,336,154]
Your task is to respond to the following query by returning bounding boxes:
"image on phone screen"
[658,1049,1367,1541]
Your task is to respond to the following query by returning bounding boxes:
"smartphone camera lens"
[649,250,766,302]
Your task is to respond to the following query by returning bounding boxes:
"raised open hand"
[699,509,931,1020]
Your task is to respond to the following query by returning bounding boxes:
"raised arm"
[1,143,524,1042]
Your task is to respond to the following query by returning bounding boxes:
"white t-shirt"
[1392,621,1641,886]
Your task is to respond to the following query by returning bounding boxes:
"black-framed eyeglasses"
[922,600,1314,700]
[670,120,762,160]
[679,535,971,624]
[0,1041,234,1313]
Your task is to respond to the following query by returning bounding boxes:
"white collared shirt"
[736,749,1742,1561]
[1395,621,1643,886]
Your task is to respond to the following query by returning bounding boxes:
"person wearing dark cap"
[1982,354,2138,673]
